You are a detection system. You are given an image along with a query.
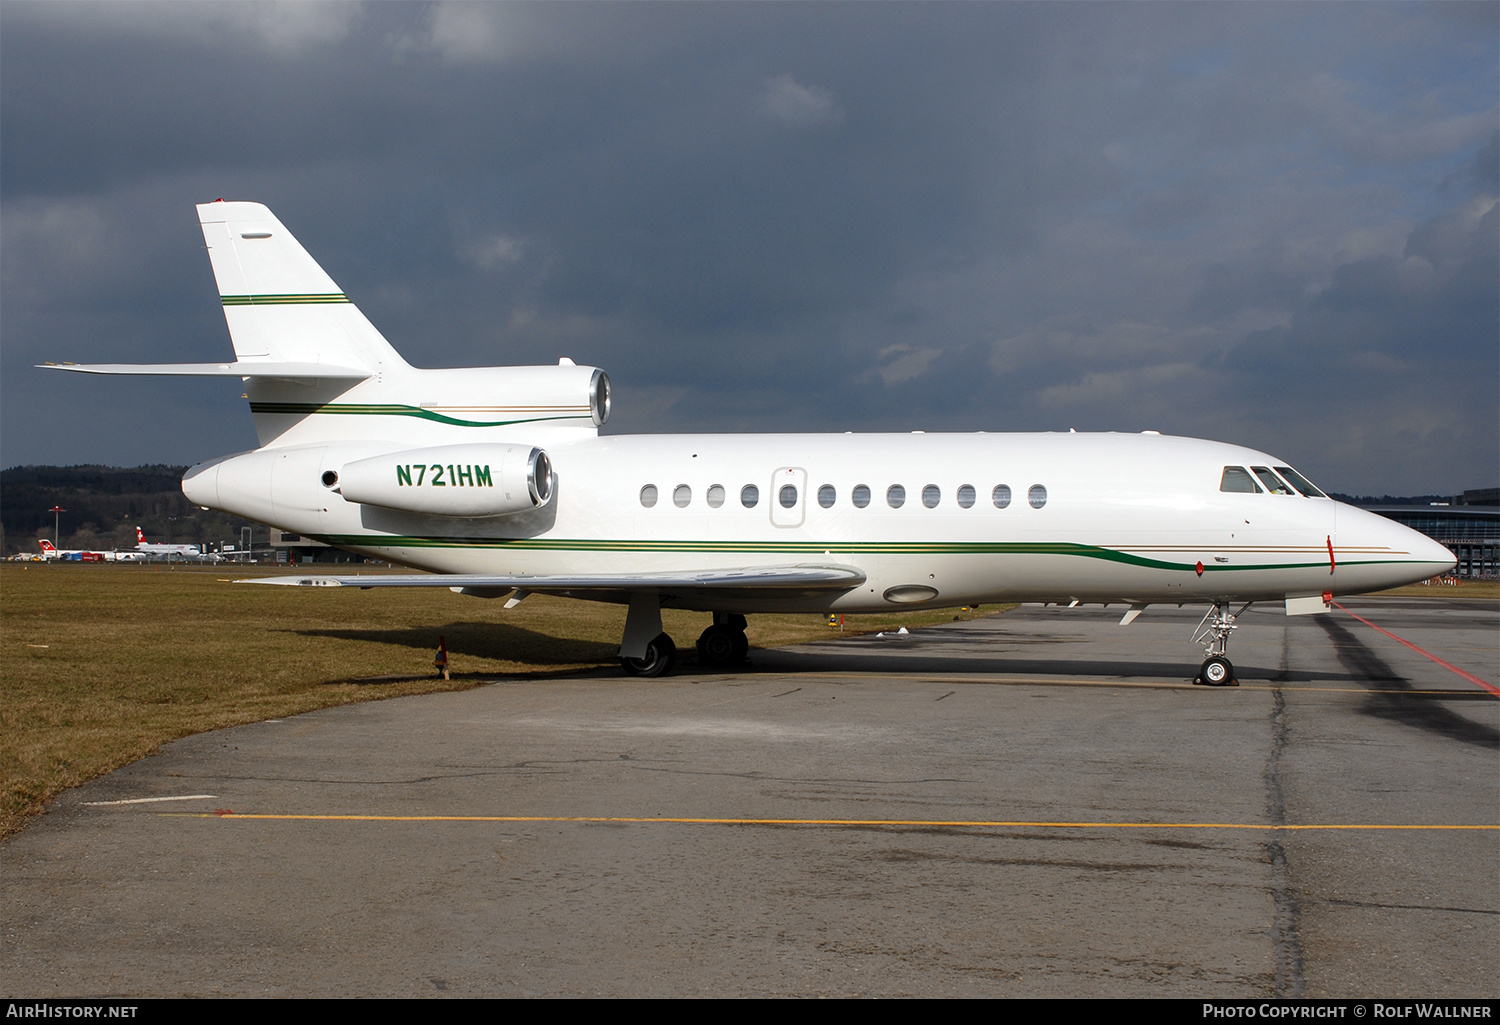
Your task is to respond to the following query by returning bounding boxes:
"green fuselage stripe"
[307,534,1421,574]
[248,402,589,428]
[221,294,350,305]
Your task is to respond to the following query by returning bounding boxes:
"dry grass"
[1,563,1006,838]
[1371,579,1499,599]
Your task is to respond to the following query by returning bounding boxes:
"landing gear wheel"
[731,631,749,662]
[1195,655,1237,687]
[621,633,677,677]
[696,625,742,666]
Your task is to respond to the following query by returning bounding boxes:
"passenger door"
[770,466,807,528]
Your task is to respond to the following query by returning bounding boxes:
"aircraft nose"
[181,460,221,509]
[1335,502,1456,592]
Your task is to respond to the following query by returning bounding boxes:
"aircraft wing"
[239,564,866,601]
[38,362,371,380]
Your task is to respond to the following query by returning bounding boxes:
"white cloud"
[1033,362,1206,411]
[756,74,844,128]
[466,235,528,270]
[866,344,941,386]
[424,2,508,63]
[0,200,109,297]
[9,1,359,53]
[410,3,660,66]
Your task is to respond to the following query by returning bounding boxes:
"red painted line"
[1332,602,1499,696]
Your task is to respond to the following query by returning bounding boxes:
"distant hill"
[1,464,265,555]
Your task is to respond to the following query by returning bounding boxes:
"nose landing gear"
[1192,601,1251,686]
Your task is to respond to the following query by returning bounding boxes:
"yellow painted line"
[167,813,1497,830]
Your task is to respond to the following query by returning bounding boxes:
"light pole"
[49,506,65,546]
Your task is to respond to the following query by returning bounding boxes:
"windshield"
[1275,465,1327,498]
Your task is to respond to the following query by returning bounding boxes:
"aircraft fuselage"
[183,429,1450,613]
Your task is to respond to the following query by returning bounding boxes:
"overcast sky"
[3,1,1495,495]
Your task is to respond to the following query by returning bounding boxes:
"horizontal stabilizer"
[239,564,867,597]
[38,361,371,380]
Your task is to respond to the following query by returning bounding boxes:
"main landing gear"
[1192,601,1251,686]
[617,594,748,677]
[621,633,677,677]
[696,613,749,668]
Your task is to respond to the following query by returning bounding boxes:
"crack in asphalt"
[1265,631,1306,999]
[1309,898,1499,916]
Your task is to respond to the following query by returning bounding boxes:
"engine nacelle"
[334,444,553,518]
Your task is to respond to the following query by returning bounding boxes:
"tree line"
[1,465,264,555]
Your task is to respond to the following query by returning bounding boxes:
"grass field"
[1,563,1006,839]
[1369,579,1500,599]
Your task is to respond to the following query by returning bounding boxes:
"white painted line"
[84,794,218,806]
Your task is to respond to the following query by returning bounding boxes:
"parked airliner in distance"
[42,201,1455,684]
[134,526,205,559]
[37,539,108,562]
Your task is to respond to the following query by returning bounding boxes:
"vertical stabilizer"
[196,201,408,374]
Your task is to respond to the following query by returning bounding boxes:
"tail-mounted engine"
[332,444,553,517]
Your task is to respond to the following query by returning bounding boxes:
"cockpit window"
[1219,467,1262,494]
[1252,466,1296,495]
[1275,466,1326,498]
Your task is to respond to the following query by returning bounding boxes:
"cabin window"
[779,485,799,509]
[1028,485,1048,509]
[818,484,836,508]
[640,485,659,508]
[887,485,906,509]
[1251,467,1294,495]
[1219,467,1261,494]
[1275,466,1326,498]
[852,484,871,508]
[922,485,941,508]
[741,484,759,508]
[673,484,692,508]
[992,484,1012,508]
[957,484,976,508]
[707,484,725,508]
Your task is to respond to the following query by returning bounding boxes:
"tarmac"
[2,597,1495,997]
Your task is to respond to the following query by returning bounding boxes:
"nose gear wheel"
[1191,601,1250,687]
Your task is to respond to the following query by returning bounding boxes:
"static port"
[321,470,339,488]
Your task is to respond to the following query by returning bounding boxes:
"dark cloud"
[2,2,1495,494]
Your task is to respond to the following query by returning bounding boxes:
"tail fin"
[135,526,146,545]
[196,201,409,374]
[39,539,56,552]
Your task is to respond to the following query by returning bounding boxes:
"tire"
[1198,655,1235,687]
[697,625,740,666]
[621,633,677,677]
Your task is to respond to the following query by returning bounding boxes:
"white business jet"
[42,201,1454,684]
